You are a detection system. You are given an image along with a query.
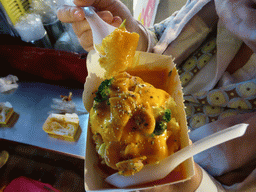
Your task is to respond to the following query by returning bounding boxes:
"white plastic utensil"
[105,123,249,188]
[83,7,116,51]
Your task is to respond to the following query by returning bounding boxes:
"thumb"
[57,5,85,23]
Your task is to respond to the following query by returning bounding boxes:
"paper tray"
[83,50,194,191]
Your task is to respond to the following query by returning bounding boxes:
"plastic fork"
[82,6,116,52]
[106,123,249,188]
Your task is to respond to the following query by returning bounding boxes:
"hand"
[57,0,148,52]
[57,1,123,52]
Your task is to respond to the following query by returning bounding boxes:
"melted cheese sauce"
[98,27,139,78]
[90,72,181,175]
[127,67,170,90]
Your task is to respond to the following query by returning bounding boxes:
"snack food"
[90,72,181,176]
[97,21,139,78]
[43,113,81,142]
[0,102,14,125]
[83,25,193,190]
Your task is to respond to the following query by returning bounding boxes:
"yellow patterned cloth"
[184,80,256,130]
[179,37,217,87]
[177,37,256,130]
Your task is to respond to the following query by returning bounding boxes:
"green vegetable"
[119,19,126,29]
[162,109,172,122]
[94,78,113,103]
[154,121,167,135]
[153,109,172,135]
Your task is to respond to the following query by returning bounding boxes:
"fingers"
[98,11,116,25]
[111,16,123,27]
[79,30,94,52]
[72,11,117,37]
[97,11,122,27]
[72,11,122,52]
[57,5,85,23]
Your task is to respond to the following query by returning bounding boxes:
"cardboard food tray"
[83,50,194,191]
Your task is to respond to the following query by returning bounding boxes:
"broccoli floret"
[153,121,167,135]
[94,78,113,103]
[162,109,172,122]
[153,109,172,136]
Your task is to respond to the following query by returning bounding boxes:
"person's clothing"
[140,0,256,191]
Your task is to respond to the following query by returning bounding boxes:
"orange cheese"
[98,26,139,78]
[89,72,181,175]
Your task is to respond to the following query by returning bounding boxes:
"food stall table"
[0,80,88,159]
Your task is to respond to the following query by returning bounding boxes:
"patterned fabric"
[146,0,256,131]
[178,36,217,87]
[182,71,256,130]
[146,1,256,191]
[176,35,256,130]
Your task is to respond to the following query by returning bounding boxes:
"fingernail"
[113,16,122,22]
[74,10,83,19]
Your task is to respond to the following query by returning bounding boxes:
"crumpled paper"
[0,75,19,93]
[50,92,76,114]
[49,92,87,115]
[50,98,76,114]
